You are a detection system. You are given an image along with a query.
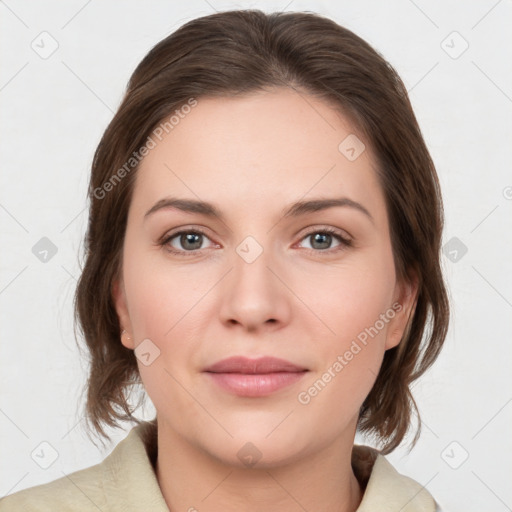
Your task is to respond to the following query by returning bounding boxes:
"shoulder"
[352,445,443,512]
[0,420,165,512]
[0,458,108,511]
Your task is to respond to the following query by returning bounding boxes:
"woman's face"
[113,87,416,467]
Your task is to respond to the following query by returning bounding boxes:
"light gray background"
[1,1,511,510]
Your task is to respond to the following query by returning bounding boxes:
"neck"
[154,419,363,512]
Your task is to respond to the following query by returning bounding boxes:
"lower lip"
[205,371,307,397]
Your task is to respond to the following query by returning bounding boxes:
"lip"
[203,356,308,397]
[204,356,307,373]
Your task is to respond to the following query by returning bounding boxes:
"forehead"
[130,88,386,224]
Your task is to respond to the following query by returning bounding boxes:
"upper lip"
[204,356,307,374]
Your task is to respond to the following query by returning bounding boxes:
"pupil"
[312,233,331,250]
[182,233,202,250]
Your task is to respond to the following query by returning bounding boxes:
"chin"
[208,439,306,470]
[196,423,311,468]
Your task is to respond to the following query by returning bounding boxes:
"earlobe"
[120,329,135,350]
[385,274,419,350]
[112,278,134,349]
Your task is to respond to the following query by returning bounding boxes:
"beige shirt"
[0,420,440,511]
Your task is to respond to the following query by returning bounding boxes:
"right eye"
[160,229,215,256]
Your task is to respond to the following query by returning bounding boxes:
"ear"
[112,277,135,350]
[385,271,419,350]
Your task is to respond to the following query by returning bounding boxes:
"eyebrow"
[144,196,374,224]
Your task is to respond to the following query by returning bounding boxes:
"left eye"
[297,229,352,252]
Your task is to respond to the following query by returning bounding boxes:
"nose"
[219,239,291,333]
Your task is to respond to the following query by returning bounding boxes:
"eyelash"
[159,226,353,257]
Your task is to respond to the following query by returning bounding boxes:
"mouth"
[203,356,308,397]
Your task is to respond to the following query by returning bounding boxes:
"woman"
[0,9,449,511]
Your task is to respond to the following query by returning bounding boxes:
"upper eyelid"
[162,224,351,238]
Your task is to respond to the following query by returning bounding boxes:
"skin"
[112,87,417,512]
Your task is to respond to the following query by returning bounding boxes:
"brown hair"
[74,9,449,454]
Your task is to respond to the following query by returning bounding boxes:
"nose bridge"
[219,233,288,329]
[232,234,277,301]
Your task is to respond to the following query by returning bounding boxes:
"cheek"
[316,256,396,345]
[125,262,198,422]
[121,244,206,383]
[302,252,396,394]
[122,243,198,338]
[296,272,393,426]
